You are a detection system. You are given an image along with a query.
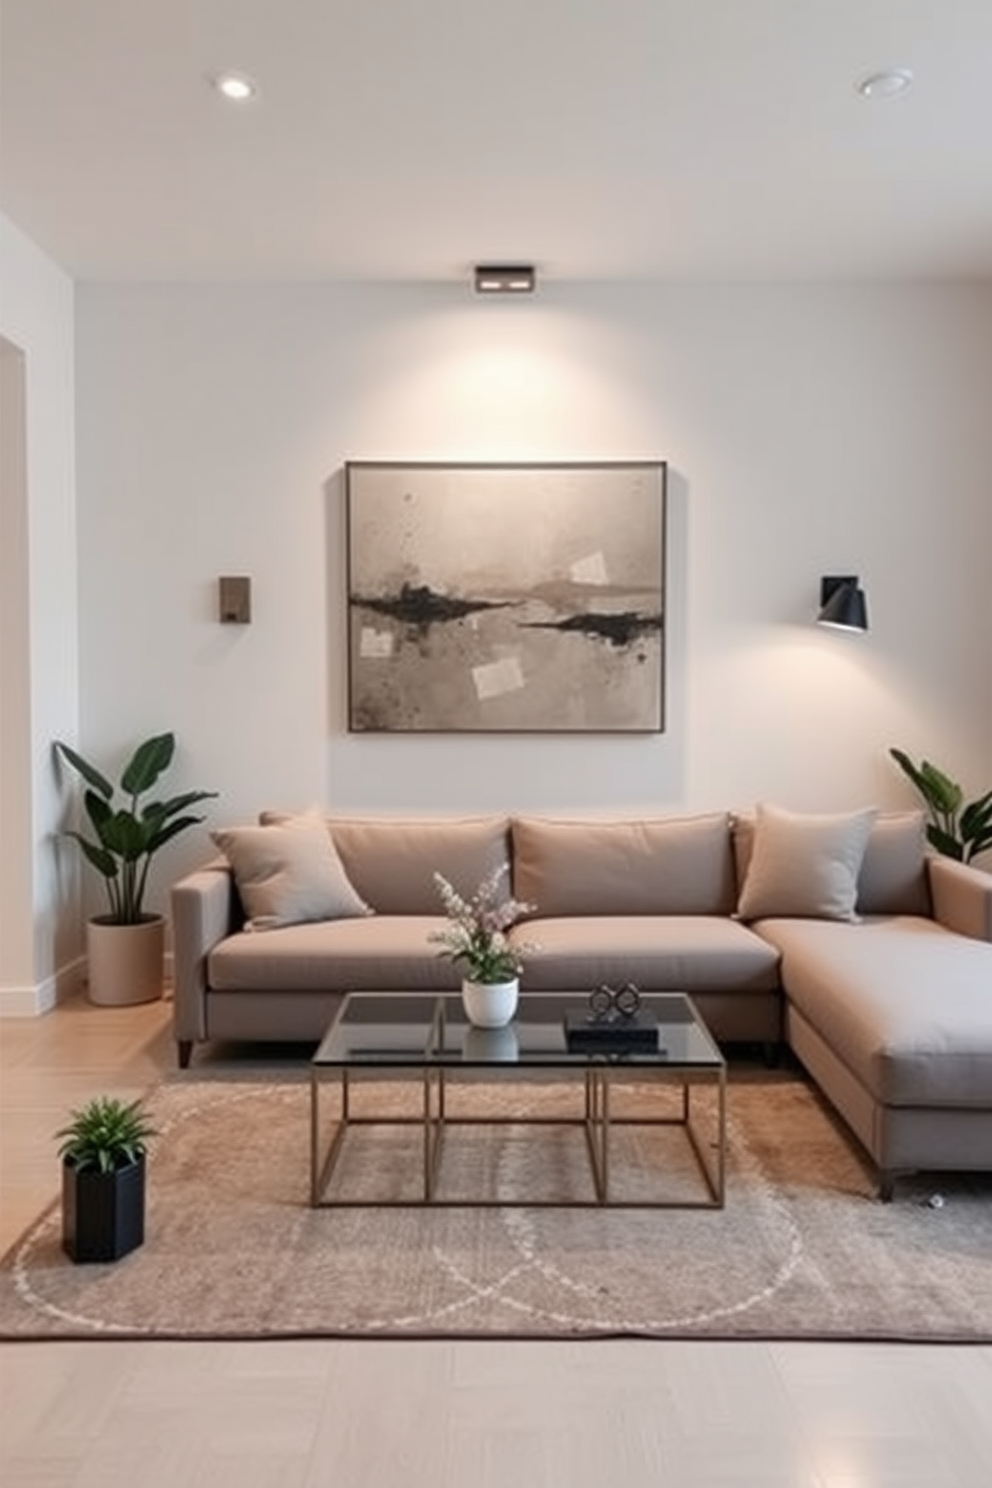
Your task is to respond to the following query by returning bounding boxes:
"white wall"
[74,280,992,907]
[0,213,81,1012]
[0,335,34,997]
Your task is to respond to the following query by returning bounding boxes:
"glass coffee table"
[310,992,726,1209]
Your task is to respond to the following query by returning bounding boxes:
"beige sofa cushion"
[854,811,932,916]
[758,916,992,1107]
[734,810,931,916]
[512,915,780,992]
[209,915,462,992]
[735,803,876,922]
[261,814,510,916]
[211,815,371,931]
[511,814,735,917]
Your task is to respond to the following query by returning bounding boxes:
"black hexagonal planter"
[62,1154,146,1263]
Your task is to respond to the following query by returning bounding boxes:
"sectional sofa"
[171,807,992,1198]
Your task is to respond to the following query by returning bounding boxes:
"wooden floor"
[2,994,991,1487]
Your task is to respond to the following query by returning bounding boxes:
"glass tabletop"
[312,992,724,1070]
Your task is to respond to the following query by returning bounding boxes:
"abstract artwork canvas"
[346,462,666,733]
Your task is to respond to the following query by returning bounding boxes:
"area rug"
[2,1071,990,1341]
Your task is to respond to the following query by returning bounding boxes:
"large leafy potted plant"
[55,732,217,1005]
[889,749,992,865]
[56,1095,156,1262]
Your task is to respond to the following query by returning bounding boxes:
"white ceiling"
[2,0,991,283]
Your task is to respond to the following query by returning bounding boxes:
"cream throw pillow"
[736,803,877,922]
[211,812,372,931]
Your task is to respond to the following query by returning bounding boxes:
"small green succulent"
[889,748,992,865]
[55,1095,156,1175]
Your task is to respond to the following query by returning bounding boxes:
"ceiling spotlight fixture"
[212,71,257,102]
[473,264,536,294]
[856,67,914,100]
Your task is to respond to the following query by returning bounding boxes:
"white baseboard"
[0,951,172,1017]
[0,956,87,1017]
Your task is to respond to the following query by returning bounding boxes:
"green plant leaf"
[144,814,210,854]
[961,793,992,836]
[120,732,175,796]
[83,789,115,841]
[963,816,992,861]
[142,789,218,825]
[926,824,965,860]
[55,1095,156,1171]
[99,810,150,861]
[64,830,119,880]
[919,761,963,815]
[53,740,113,799]
[963,832,992,861]
[889,748,933,804]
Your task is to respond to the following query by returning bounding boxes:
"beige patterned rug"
[2,1070,990,1341]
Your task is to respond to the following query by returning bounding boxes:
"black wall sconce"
[473,263,536,294]
[219,575,251,624]
[817,575,868,633]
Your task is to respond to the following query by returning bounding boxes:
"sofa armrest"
[171,865,240,1043]
[927,856,992,942]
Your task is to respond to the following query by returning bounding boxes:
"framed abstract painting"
[345,461,666,733]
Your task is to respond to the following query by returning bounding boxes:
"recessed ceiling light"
[856,68,914,100]
[473,264,536,294]
[212,72,257,102]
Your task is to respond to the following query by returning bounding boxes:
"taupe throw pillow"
[211,812,372,931]
[736,802,877,922]
[856,811,931,916]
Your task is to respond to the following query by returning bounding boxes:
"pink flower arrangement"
[430,865,536,983]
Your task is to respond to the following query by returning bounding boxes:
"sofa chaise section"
[755,856,992,1197]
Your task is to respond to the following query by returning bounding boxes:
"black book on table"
[563,1011,662,1053]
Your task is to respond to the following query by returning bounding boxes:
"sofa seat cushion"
[757,917,992,1107]
[511,916,780,992]
[208,916,461,992]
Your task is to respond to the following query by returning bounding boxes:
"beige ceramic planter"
[86,916,165,1006]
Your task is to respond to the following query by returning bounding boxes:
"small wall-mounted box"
[218,576,251,624]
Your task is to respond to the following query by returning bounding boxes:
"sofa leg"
[177,1040,193,1070]
[761,1040,781,1069]
[878,1170,896,1203]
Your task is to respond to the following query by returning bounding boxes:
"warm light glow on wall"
[411,305,644,450]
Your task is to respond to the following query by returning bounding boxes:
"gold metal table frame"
[310,994,726,1210]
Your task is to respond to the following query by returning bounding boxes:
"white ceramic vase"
[461,977,519,1029]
